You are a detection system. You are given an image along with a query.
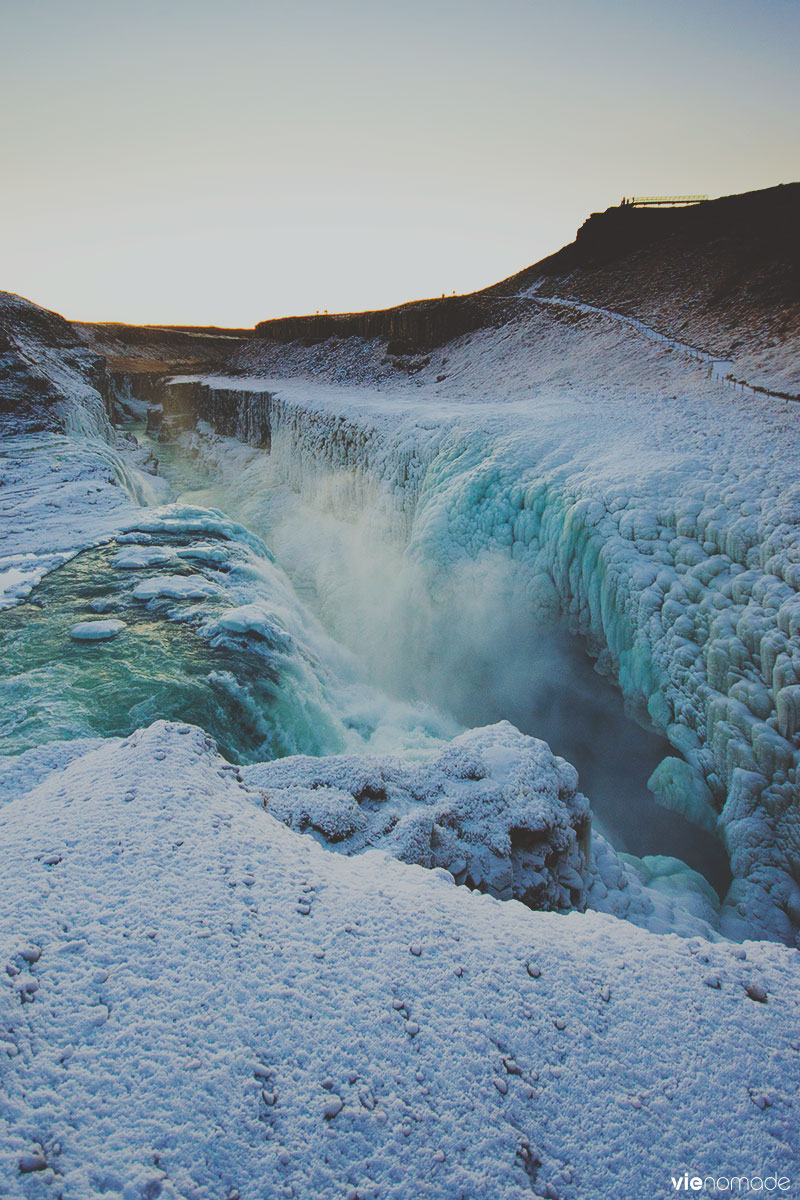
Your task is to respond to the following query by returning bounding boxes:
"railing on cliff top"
[620,195,708,207]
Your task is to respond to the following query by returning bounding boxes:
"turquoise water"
[0,538,346,763]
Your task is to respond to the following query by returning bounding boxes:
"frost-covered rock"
[0,290,112,435]
[244,721,591,911]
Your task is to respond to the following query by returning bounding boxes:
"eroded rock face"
[243,721,591,912]
[254,295,484,356]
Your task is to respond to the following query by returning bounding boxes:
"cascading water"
[0,421,455,771]
[131,416,733,898]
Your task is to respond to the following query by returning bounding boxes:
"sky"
[0,0,798,327]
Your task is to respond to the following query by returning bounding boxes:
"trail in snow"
[519,288,736,385]
[515,288,800,404]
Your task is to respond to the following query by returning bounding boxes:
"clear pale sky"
[1,0,797,327]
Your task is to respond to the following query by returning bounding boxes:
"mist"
[164,432,730,895]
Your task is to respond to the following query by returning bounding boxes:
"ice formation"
[155,309,800,943]
[69,619,126,640]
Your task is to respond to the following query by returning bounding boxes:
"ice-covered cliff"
[151,293,800,944]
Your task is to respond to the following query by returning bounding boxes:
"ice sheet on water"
[69,619,125,640]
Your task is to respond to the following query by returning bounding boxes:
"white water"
[134,420,732,897]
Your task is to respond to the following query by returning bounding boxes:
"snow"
[1,720,798,1200]
[0,737,110,805]
[242,724,733,939]
[69,619,126,640]
[131,573,222,601]
[210,603,293,642]
[521,289,742,389]
[2,287,800,1196]
[0,431,171,610]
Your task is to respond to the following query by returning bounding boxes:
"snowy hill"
[503,183,800,397]
[245,183,799,398]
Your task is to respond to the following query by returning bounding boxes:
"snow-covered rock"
[69,619,125,640]
[0,290,112,435]
[244,721,591,910]
[130,573,223,601]
[1,721,797,1199]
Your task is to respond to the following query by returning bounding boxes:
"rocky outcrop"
[0,292,113,433]
[151,379,275,446]
[243,721,592,912]
[75,321,252,373]
[515,183,800,279]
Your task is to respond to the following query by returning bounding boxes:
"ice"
[0,416,455,768]
[69,619,126,640]
[209,602,290,641]
[113,545,178,568]
[647,756,720,834]
[163,313,800,942]
[131,573,222,601]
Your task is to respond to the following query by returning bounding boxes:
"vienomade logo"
[670,1172,792,1193]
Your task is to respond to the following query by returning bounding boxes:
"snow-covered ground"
[2,722,798,1200]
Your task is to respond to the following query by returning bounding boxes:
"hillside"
[245,183,800,396]
[502,183,800,395]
